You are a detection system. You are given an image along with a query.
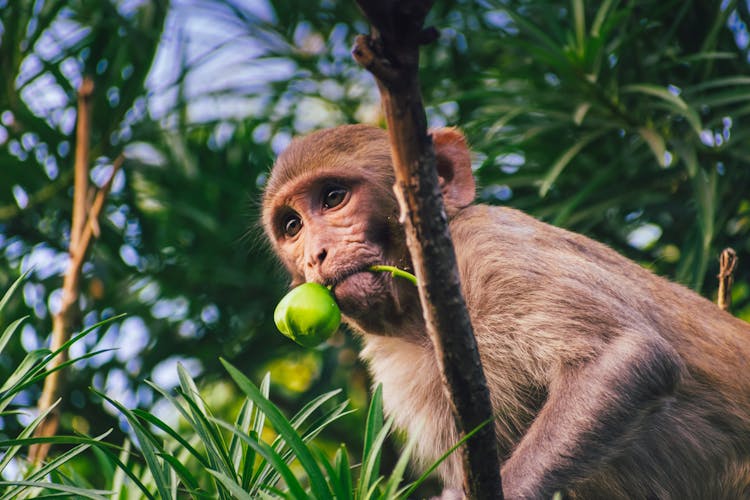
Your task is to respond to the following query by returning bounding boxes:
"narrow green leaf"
[315,446,350,500]
[0,399,60,471]
[242,430,259,492]
[0,272,29,313]
[637,127,667,167]
[591,0,617,37]
[261,401,353,493]
[95,440,156,500]
[157,452,202,493]
[335,445,353,500]
[207,470,255,500]
[381,433,417,500]
[26,432,111,483]
[621,84,702,134]
[357,417,393,500]
[42,315,126,367]
[573,102,590,125]
[0,349,51,393]
[572,0,585,56]
[212,419,308,499]
[221,359,332,500]
[94,390,173,500]
[0,316,26,356]
[400,419,493,499]
[360,384,383,487]
[288,389,343,434]
[0,481,111,500]
[684,76,750,94]
[539,130,607,197]
[176,385,237,484]
[229,399,253,472]
[133,408,210,469]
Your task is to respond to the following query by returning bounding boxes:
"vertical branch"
[70,78,94,252]
[352,1,503,498]
[30,77,124,464]
[718,248,737,312]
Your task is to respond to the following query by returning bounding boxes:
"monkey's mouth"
[328,265,391,314]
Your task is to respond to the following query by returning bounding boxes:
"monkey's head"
[262,124,474,336]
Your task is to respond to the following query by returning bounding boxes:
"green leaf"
[637,127,667,167]
[207,470,255,500]
[157,452,202,493]
[399,418,493,499]
[539,130,608,197]
[93,390,173,499]
[380,432,417,500]
[357,417,393,500]
[571,0,585,57]
[0,272,28,313]
[621,84,702,135]
[132,408,211,469]
[212,419,308,499]
[335,445,353,500]
[0,398,61,472]
[0,349,51,394]
[221,359,332,500]
[591,0,617,37]
[0,481,112,500]
[0,316,26,357]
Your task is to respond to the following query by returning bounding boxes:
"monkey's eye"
[283,215,302,237]
[322,186,348,210]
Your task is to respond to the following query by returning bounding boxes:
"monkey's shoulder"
[450,204,632,271]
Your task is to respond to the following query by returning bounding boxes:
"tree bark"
[352,2,503,498]
[30,78,124,464]
[717,248,737,312]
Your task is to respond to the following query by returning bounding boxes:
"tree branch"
[29,77,124,464]
[718,247,737,312]
[352,1,503,498]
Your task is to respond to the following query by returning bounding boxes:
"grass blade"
[0,316,27,357]
[208,470,256,500]
[335,445,353,500]
[399,418,493,499]
[93,390,172,499]
[212,418,308,499]
[0,481,111,500]
[133,408,210,468]
[0,272,29,313]
[356,417,392,500]
[539,129,607,197]
[221,359,332,500]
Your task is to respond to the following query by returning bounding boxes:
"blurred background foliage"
[0,0,749,490]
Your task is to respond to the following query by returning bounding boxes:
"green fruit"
[274,282,341,347]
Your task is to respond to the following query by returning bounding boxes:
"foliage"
[1,0,749,495]
[462,0,750,299]
[1,277,450,498]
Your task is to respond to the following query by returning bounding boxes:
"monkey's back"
[450,204,750,498]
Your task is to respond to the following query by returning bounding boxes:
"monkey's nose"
[307,248,327,267]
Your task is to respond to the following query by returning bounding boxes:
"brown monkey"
[262,124,750,499]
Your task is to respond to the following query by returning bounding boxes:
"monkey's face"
[262,169,420,335]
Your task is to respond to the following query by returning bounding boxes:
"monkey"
[261,124,750,499]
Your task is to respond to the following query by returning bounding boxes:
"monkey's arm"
[500,331,684,498]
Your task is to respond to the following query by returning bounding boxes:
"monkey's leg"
[500,331,684,498]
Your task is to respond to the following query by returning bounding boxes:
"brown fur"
[262,124,750,499]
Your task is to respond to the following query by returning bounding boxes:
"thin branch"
[353,1,503,498]
[70,77,94,252]
[29,78,124,464]
[718,248,737,311]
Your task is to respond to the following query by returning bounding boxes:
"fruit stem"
[368,265,418,285]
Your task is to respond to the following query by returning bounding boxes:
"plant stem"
[368,265,418,286]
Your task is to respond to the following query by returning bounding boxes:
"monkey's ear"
[432,127,476,212]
